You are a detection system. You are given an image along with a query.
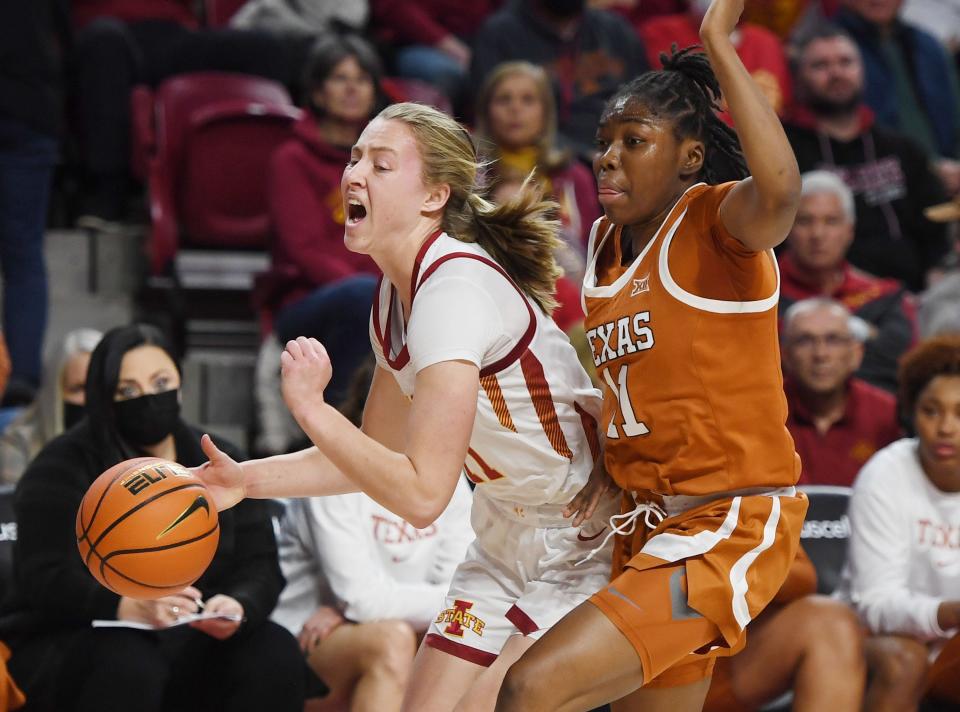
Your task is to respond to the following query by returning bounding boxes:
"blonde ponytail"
[378,103,564,313]
[459,181,562,313]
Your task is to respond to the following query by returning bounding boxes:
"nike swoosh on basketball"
[156,495,211,540]
[577,527,607,542]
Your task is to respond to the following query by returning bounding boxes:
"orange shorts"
[591,560,727,687]
[588,488,807,689]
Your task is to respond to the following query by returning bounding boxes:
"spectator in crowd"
[474,60,600,330]
[834,0,960,186]
[0,328,102,484]
[271,358,475,711]
[599,0,686,27]
[258,34,382,408]
[913,197,960,337]
[781,298,901,486]
[901,0,960,53]
[0,1,67,406]
[638,0,793,117]
[743,0,840,39]
[371,0,501,116]
[918,275,960,338]
[231,0,368,40]
[785,23,951,291]
[72,0,290,223]
[779,171,918,393]
[703,548,864,711]
[0,323,306,712]
[846,334,960,711]
[470,0,648,160]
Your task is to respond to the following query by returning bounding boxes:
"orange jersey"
[582,182,800,496]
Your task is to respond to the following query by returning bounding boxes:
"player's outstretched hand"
[192,434,246,511]
[700,0,744,39]
[281,336,333,422]
[564,458,620,527]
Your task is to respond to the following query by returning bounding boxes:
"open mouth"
[347,199,367,224]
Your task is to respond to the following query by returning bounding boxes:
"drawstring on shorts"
[576,497,666,566]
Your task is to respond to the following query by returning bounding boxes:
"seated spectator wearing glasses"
[846,335,960,711]
[0,328,102,484]
[785,23,951,292]
[0,324,305,712]
[259,34,383,408]
[779,171,918,393]
[781,298,901,487]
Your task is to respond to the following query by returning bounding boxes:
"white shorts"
[424,489,615,666]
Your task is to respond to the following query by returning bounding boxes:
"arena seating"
[133,71,300,276]
[203,0,247,28]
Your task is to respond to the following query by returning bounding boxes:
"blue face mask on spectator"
[114,389,181,446]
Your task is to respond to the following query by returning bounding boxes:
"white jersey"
[845,438,960,643]
[370,231,603,521]
[271,477,475,634]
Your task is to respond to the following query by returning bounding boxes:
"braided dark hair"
[603,45,748,185]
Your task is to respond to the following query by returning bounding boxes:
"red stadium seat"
[203,0,247,27]
[381,77,454,116]
[141,72,301,274]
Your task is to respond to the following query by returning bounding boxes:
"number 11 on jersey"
[602,364,649,438]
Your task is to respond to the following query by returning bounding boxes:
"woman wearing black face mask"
[0,324,309,712]
[0,328,102,484]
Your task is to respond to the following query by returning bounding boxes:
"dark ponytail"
[606,45,749,184]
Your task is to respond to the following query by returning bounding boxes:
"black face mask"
[114,389,181,447]
[543,0,586,19]
[62,402,86,430]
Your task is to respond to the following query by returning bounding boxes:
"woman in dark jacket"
[0,323,305,712]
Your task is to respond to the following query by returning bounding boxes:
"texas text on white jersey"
[370,231,602,519]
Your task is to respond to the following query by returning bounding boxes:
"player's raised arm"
[701,0,801,251]
[282,337,477,529]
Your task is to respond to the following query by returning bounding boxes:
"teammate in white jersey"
[845,334,960,710]
[195,101,615,712]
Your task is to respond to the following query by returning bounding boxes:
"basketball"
[76,457,219,599]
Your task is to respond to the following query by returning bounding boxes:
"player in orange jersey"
[495,1,808,710]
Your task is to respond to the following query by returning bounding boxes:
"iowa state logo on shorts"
[436,600,486,637]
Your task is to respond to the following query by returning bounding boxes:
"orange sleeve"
[669,183,778,303]
[772,545,818,604]
[692,181,758,259]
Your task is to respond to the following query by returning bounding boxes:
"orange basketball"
[76,457,219,599]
